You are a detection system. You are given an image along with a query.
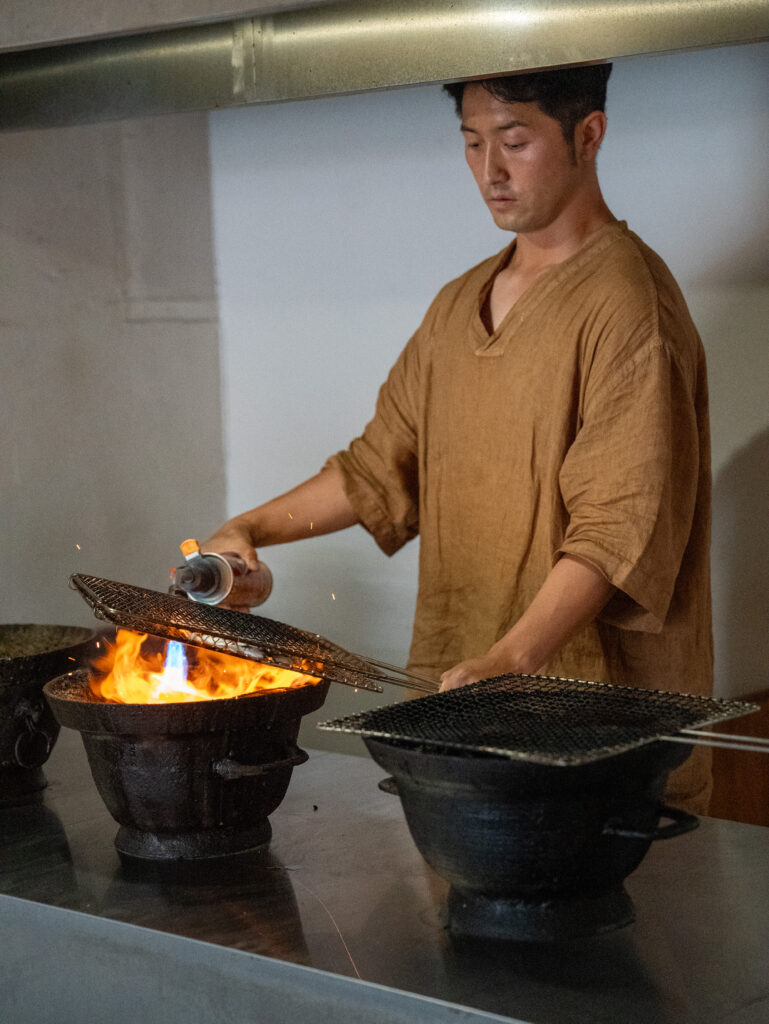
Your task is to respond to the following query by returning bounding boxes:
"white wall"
[210,42,768,743]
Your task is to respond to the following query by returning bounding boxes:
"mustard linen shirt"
[328,221,713,805]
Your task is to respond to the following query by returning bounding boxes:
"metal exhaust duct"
[1,0,767,132]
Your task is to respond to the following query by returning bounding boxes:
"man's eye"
[505,143,524,151]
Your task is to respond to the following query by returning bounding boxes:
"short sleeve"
[324,329,424,556]
[556,342,700,632]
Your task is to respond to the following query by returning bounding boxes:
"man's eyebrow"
[460,120,528,133]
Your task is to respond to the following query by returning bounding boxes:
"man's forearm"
[232,467,358,546]
[202,466,359,566]
[492,554,615,672]
[440,555,615,690]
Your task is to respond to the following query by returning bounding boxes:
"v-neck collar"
[472,220,629,358]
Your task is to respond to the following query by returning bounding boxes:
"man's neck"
[511,194,616,273]
[484,191,616,333]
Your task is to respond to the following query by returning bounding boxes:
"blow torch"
[169,539,273,608]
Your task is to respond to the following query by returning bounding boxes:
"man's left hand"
[439,651,514,692]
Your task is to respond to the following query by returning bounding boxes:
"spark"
[68,657,76,662]
[76,544,81,550]
[331,593,336,601]
[288,512,293,520]
[310,521,314,530]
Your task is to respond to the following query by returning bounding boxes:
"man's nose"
[483,146,508,185]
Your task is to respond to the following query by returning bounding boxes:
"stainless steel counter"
[2,728,768,1023]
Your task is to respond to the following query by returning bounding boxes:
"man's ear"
[576,110,608,162]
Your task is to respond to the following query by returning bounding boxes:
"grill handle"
[603,804,699,842]
[212,746,309,780]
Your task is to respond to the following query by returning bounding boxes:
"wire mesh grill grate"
[70,574,387,692]
[318,673,757,765]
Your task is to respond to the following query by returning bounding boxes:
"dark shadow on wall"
[711,426,769,700]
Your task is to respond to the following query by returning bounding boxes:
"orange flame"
[91,629,320,704]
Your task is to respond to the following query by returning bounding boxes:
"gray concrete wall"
[0,112,225,628]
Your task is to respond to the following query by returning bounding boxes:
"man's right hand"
[197,518,264,611]
[201,518,260,572]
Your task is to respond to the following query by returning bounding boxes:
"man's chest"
[418,326,586,479]
[484,263,558,332]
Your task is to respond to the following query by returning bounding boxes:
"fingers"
[201,524,260,571]
[244,553,261,572]
[439,663,482,692]
[216,598,252,614]
[223,547,260,573]
[439,651,511,692]
[228,552,261,573]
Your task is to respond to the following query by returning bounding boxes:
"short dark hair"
[443,64,612,144]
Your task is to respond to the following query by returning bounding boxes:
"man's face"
[460,84,583,234]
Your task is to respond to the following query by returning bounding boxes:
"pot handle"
[603,804,699,842]
[14,700,56,769]
[212,746,309,780]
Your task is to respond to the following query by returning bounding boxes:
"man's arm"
[200,466,359,604]
[439,555,614,690]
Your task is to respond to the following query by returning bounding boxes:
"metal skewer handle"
[664,729,769,755]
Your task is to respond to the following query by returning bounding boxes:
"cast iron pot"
[366,735,698,942]
[44,669,329,861]
[0,624,95,806]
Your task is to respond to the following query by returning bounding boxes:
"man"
[203,66,713,813]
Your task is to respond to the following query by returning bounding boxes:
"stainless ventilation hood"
[1,0,767,131]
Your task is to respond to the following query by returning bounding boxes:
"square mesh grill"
[70,574,385,692]
[318,673,758,766]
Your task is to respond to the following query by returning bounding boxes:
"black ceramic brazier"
[366,735,698,941]
[0,625,94,806]
[45,669,329,861]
